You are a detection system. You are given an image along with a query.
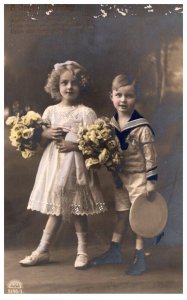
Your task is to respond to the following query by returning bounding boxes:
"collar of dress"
[110,110,150,133]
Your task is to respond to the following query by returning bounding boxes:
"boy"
[90,74,158,275]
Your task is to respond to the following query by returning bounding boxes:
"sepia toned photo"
[4,3,183,294]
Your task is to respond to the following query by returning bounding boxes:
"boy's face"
[59,70,80,104]
[111,84,136,115]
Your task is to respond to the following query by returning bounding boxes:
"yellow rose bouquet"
[6,111,50,159]
[78,117,122,171]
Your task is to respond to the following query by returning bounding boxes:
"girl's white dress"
[27,104,107,219]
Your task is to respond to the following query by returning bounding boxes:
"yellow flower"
[85,158,100,169]
[86,124,93,131]
[5,116,18,126]
[107,139,117,150]
[100,128,112,141]
[12,123,27,132]
[82,132,90,143]
[94,130,103,139]
[99,148,109,164]
[21,149,35,159]
[78,127,88,136]
[112,153,121,165]
[10,129,22,140]
[22,111,42,126]
[90,124,101,131]
[78,117,122,171]
[88,131,99,145]
[22,128,34,139]
[5,110,45,159]
[84,147,94,155]
[26,111,42,120]
[94,118,106,128]
[9,136,21,148]
[78,140,86,150]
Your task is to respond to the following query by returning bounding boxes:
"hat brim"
[129,192,168,238]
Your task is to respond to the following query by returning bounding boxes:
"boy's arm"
[140,126,158,197]
[143,142,158,182]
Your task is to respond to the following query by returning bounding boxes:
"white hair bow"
[54,60,82,70]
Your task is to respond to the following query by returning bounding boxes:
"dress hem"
[27,207,107,217]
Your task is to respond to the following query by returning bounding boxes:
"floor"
[4,245,182,294]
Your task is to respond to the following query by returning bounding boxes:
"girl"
[19,61,107,269]
[89,74,158,275]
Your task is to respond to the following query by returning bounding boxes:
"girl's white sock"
[35,230,53,254]
[35,215,61,254]
[76,232,87,255]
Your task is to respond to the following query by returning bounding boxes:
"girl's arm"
[56,107,98,153]
[56,140,80,153]
[39,127,64,148]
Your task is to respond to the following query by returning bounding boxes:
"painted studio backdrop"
[5,4,182,255]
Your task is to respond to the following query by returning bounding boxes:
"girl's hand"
[41,127,63,141]
[56,141,79,153]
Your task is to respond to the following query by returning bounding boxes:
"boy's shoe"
[126,249,146,275]
[19,251,49,266]
[89,242,124,266]
[74,254,88,270]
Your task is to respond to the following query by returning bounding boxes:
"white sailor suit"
[110,110,158,211]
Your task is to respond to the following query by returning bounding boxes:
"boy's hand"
[146,180,156,201]
[56,141,78,152]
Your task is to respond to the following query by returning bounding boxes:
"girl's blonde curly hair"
[44,61,92,101]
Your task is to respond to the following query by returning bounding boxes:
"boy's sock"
[136,236,144,250]
[111,232,123,243]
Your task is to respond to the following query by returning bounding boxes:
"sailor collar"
[110,110,150,132]
[110,110,154,150]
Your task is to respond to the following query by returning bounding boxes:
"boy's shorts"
[114,172,147,211]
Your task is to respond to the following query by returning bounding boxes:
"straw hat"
[129,192,168,238]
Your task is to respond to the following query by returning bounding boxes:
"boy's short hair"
[111,74,141,100]
[112,74,132,90]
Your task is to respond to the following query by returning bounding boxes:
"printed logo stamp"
[7,279,23,294]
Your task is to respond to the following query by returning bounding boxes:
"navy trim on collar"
[111,110,154,150]
[114,109,144,122]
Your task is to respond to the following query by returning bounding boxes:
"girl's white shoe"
[74,254,88,270]
[19,251,49,266]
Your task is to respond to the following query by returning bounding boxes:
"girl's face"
[111,84,136,115]
[59,70,80,105]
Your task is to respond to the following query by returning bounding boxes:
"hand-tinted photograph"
[4,3,183,294]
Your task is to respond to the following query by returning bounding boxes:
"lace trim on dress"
[54,184,107,221]
[27,201,62,216]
